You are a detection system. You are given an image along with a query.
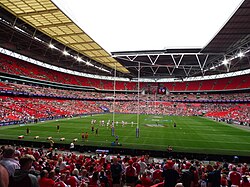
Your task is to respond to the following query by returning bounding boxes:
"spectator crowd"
[0,145,249,187]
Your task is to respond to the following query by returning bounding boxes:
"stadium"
[0,0,250,186]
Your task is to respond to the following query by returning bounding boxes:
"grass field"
[0,114,250,156]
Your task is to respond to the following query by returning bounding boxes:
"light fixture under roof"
[237,51,244,58]
[77,57,82,62]
[49,43,55,49]
[63,50,69,56]
[85,61,93,66]
[222,59,229,65]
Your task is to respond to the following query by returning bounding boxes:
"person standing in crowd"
[111,157,122,187]
[0,146,20,176]
[206,164,221,187]
[54,174,68,187]
[39,170,55,187]
[152,164,163,183]
[67,168,80,187]
[240,175,250,187]
[138,157,147,176]
[125,160,137,187]
[0,163,9,187]
[9,154,39,187]
[99,170,109,187]
[180,165,196,187]
[229,167,241,186]
[162,160,179,187]
[56,157,67,172]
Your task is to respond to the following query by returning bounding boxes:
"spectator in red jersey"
[38,170,55,187]
[140,172,153,187]
[34,159,43,172]
[240,175,250,187]
[48,170,56,181]
[89,171,100,186]
[135,179,144,187]
[54,174,68,187]
[66,168,80,187]
[132,157,140,177]
[125,160,137,187]
[220,174,228,187]
[33,149,40,160]
[152,164,164,182]
[229,167,242,186]
[241,163,249,175]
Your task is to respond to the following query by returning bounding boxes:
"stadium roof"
[0,0,129,74]
[0,0,249,79]
[113,0,250,78]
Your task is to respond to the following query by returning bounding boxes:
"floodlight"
[77,57,82,62]
[222,59,229,65]
[237,51,244,58]
[63,50,69,56]
[49,43,55,49]
[86,61,93,66]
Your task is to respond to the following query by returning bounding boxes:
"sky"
[52,0,244,52]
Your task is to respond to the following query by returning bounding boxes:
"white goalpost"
[136,62,140,138]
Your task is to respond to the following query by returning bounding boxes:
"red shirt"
[133,162,141,175]
[153,169,163,182]
[241,181,250,187]
[126,165,136,177]
[39,177,55,187]
[221,177,228,186]
[54,181,67,187]
[66,176,79,187]
[141,176,152,187]
[229,171,241,186]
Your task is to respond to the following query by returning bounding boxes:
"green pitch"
[0,114,250,156]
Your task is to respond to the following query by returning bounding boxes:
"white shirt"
[70,143,74,149]
[0,158,20,176]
